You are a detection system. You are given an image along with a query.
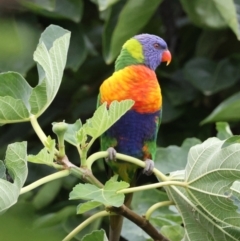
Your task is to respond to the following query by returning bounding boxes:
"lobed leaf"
[31,25,70,117]
[0,142,28,214]
[0,25,70,124]
[80,100,134,142]
[27,137,55,166]
[167,186,240,241]
[69,177,129,207]
[185,137,240,228]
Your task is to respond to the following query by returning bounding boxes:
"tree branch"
[107,205,170,241]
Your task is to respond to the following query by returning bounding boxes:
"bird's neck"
[115,48,144,71]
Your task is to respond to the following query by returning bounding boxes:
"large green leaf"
[184,57,240,95]
[180,0,227,29]
[0,25,70,124]
[165,137,240,240]
[180,0,240,39]
[31,25,70,117]
[185,137,240,228]
[103,0,163,63]
[155,138,201,174]
[0,142,28,214]
[21,0,83,23]
[167,186,240,241]
[201,92,240,124]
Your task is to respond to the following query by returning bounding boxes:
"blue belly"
[106,109,160,158]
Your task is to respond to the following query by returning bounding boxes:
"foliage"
[0,0,240,241]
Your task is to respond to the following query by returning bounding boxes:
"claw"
[143,159,154,176]
[106,147,117,161]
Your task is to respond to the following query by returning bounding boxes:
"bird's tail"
[109,193,133,241]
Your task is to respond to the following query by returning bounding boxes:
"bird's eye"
[153,43,161,49]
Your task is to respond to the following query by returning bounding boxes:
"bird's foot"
[143,159,154,176]
[106,147,117,162]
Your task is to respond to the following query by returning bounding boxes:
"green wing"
[143,109,162,161]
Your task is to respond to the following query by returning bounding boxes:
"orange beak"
[161,50,172,66]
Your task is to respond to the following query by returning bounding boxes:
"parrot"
[98,33,171,241]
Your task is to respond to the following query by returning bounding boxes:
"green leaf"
[0,96,30,124]
[77,201,102,214]
[180,0,227,29]
[32,179,62,210]
[64,120,82,146]
[65,24,88,71]
[30,25,71,117]
[33,206,76,228]
[167,186,240,241]
[221,136,240,148]
[0,72,32,123]
[201,91,240,124]
[80,100,134,142]
[185,137,240,228]
[161,225,185,241]
[180,0,240,39]
[0,142,28,214]
[184,57,240,95]
[103,0,163,63]
[0,25,70,124]
[69,178,129,207]
[216,122,233,140]
[230,181,240,213]
[0,17,41,75]
[0,160,6,179]
[28,138,55,166]
[81,229,108,241]
[155,138,202,174]
[21,0,83,23]
[214,0,240,39]
[195,30,228,57]
[93,0,121,11]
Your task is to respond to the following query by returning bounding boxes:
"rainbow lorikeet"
[98,34,171,241]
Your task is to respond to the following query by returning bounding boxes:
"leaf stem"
[62,210,110,241]
[20,170,70,195]
[29,114,48,146]
[117,181,188,194]
[145,201,174,220]
[87,151,168,181]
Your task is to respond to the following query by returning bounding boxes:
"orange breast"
[100,65,162,113]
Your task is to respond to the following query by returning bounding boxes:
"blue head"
[115,33,171,71]
[134,34,171,70]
